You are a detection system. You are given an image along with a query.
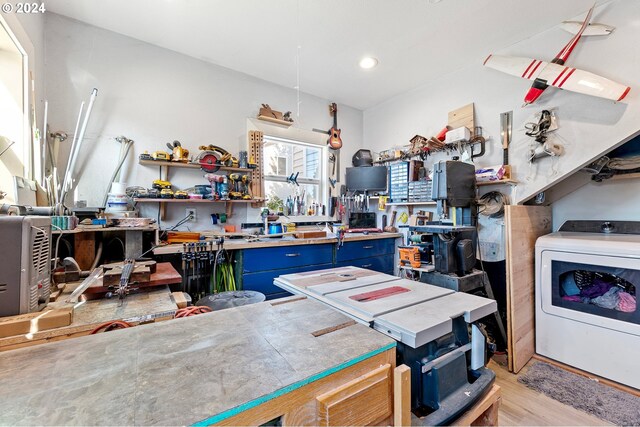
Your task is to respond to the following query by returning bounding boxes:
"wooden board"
[217,349,395,426]
[452,384,501,426]
[0,308,73,338]
[249,130,265,208]
[103,265,151,287]
[393,365,411,427]
[448,103,475,135]
[85,262,182,295]
[0,286,177,352]
[505,205,551,373]
[316,363,392,426]
[73,231,95,270]
[294,231,327,239]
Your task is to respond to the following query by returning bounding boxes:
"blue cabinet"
[336,238,395,275]
[243,244,333,273]
[335,255,394,273]
[243,263,333,300]
[237,237,397,299]
[336,239,395,263]
[238,243,334,300]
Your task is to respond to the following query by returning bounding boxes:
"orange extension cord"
[175,306,212,318]
[90,306,213,334]
[90,320,133,334]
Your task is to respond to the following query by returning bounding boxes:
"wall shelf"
[386,201,436,215]
[256,115,293,127]
[133,198,264,220]
[477,179,518,187]
[138,159,251,173]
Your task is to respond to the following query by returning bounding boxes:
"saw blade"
[199,153,220,172]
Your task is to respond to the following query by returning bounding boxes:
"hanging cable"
[478,191,509,218]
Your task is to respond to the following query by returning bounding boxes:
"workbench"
[0,297,396,426]
[0,263,182,352]
[155,232,401,299]
[152,231,402,253]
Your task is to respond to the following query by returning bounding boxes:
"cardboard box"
[0,307,74,338]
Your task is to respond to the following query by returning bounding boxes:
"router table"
[274,266,498,425]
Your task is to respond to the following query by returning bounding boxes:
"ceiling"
[47,0,599,110]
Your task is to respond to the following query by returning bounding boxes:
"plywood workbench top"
[0,297,395,426]
[153,231,402,254]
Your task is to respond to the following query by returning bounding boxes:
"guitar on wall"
[327,103,342,150]
[313,102,343,150]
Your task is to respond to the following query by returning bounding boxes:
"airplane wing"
[483,55,548,81]
[484,54,630,102]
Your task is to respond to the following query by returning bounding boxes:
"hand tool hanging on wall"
[500,111,512,165]
[384,211,398,233]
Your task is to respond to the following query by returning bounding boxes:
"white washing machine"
[535,221,640,389]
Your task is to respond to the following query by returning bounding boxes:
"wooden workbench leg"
[125,230,143,259]
[394,364,411,426]
[74,231,96,270]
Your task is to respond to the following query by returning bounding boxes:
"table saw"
[274,266,498,425]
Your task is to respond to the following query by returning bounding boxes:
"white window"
[263,135,326,214]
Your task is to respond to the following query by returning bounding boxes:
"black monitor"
[345,166,388,192]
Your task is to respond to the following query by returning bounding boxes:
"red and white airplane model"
[484,5,630,106]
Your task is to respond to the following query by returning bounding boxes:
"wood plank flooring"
[491,358,612,426]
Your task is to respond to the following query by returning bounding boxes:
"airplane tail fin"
[561,21,614,36]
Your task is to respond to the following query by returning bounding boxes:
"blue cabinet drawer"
[335,255,394,274]
[242,263,334,299]
[336,238,396,262]
[243,244,333,273]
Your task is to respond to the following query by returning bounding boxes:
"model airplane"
[484,5,630,106]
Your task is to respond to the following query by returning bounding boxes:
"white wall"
[44,13,363,230]
[364,0,640,208]
[552,178,640,231]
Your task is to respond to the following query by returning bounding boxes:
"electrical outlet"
[186,208,197,221]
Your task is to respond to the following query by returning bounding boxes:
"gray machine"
[274,267,497,425]
[409,160,507,344]
[0,216,52,317]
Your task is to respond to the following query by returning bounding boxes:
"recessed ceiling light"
[359,57,379,69]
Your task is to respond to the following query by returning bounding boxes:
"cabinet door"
[243,244,333,273]
[336,239,395,263]
[316,363,392,426]
[335,255,394,275]
[243,263,334,299]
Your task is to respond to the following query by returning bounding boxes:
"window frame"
[262,134,327,208]
[246,117,337,220]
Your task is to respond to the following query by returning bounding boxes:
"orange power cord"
[175,306,213,318]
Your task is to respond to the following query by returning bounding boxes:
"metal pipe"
[60,101,85,201]
[102,138,133,206]
[41,100,48,186]
[63,88,98,203]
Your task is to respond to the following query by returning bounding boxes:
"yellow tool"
[166,141,190,162]
[151,151,170,161]
[152,179,172,189]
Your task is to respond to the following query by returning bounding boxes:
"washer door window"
[540,250,639,336]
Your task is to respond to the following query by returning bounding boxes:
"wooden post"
[394,364,411,426]
[73,231,95,270]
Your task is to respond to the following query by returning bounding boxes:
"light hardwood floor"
[491,358,611,426]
